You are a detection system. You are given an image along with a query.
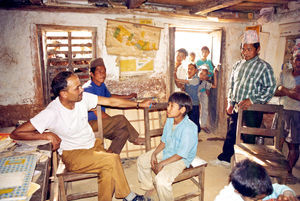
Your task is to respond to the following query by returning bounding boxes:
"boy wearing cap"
[275,43,300,183]
[83,58,145,154]
[211,30,276,167]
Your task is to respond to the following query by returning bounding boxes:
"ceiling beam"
[190,0,245,15]
[126,0,146,9]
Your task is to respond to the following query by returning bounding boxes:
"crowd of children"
[174,46,218,134]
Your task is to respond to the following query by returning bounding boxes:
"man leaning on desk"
[10,71,155,201]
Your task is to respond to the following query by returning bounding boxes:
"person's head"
[241,30,260,61]
[198,65,209,80]
[230,159,273,201]
[167,92,192,118]
[89,58,106,86]
[187,63,198,79]
[51,71,84,102]
[176,48,188,63]
[189,52,196,62]
[201,46,210,59]
[292,48,300,73]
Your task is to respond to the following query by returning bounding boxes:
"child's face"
[189,54,195,62]
[167,102,183,118]
[187,64,198,79]
[176,52,186,63]
[198,69,208,80]
[201,49,210,59]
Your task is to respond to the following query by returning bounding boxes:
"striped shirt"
[228,56,276,105]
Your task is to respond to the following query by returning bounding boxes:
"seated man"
[215,159,298,201]
[83,58,145,154]
[10,71,154,201]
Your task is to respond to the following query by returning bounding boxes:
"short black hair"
[230,159,273,198]
[51,71,74,98]
[168,92,192,116]
[176,48,188,57]
[253,42,260,50]
[188,63,197,69]
[201,46,210,52]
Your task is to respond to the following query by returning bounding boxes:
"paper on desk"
[0,172,25,189]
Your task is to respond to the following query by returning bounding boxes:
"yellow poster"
[120,59,154,72]
[106,19,162,57]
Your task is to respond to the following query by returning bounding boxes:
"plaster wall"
[0,9,249,127]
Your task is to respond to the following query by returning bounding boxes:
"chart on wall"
[105,19,162,58]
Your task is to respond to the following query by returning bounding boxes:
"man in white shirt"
[10,71,154,201]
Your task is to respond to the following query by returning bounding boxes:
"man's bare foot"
[133,137,145,145]
[144,189,156,197]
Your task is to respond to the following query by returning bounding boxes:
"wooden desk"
[30,143,52,201]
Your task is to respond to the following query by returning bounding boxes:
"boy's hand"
[226,104,234,115]
[277,195,299,201]
[151,153,158,169]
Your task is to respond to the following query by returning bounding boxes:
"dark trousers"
[217,110,263,162]
[188,105,201,133]
[89,114,139,154]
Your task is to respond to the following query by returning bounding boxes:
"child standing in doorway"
[198,64,217,134]
[196,46,217,133]
[174,63,201,132]
[137,92,198,201]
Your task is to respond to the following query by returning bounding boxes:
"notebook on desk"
[0,154,38,201]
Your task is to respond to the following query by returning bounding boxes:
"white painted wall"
[0,9,249,106]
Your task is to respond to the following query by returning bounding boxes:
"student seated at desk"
[137,92,198,201]
[215,159,298,201]
[10,71,155,201]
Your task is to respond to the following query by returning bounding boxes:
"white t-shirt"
[175,61,188,92]
[30,92,98,154]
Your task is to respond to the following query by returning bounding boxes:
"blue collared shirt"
[161,115,198,167]
[83,80,111,121]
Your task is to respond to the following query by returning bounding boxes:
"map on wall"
[105,19,162,57]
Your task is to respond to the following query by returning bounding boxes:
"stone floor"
[69,132,300,201]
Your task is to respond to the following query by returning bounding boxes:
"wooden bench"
[144,103,207,201]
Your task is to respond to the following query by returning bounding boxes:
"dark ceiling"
[0,0,292,21]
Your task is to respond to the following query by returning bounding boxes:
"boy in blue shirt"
[215,159,297,201]
[137,92,198,201]
[174,63,201,132]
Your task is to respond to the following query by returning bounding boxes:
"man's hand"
[226,104,234,115]
[139,99,156,108]
[45,132,61,151]
[237,99,252,110]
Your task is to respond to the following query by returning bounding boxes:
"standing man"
[275,45,300,183]
[10,71,154,201]
[211,30,276,166]
[83,58,145,154]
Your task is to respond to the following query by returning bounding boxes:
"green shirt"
[228,56,276,105]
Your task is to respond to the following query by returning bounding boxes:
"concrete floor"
[70,132,300,201]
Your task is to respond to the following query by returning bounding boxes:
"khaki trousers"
[62,139,131,201]
[137,149,186,201]
[89,114,139,154]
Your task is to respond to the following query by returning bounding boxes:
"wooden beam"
[190,0,244,15]
[0,4,252,22]
[126,0,146,9]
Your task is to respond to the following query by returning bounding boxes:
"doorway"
[171,27,223,132]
